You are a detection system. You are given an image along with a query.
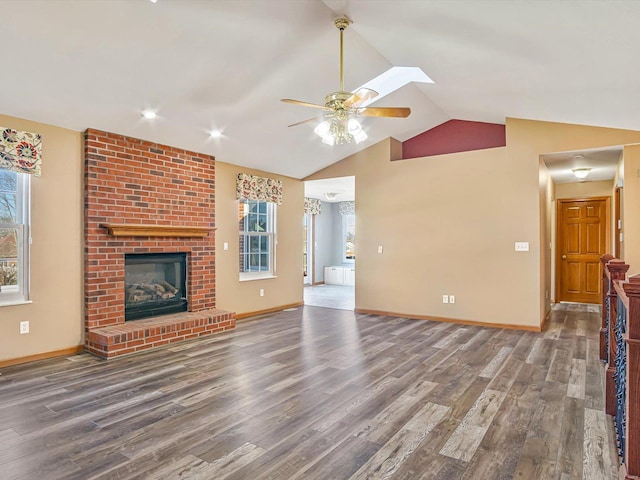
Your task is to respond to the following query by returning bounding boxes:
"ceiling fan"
[281,17,411,145]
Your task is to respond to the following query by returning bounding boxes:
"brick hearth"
[85,309,235,358]
[84,129,235,358]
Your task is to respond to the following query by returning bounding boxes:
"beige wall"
[508,119,640,323]
[4,111,640,361]
[307,139,539,327]
[307,119,640,328]
[614,152,624,259]
[539,159,553,313]
[214,161,304,315]
[555,180,614,199]
[623,144,640,273]
[0,114,83,363]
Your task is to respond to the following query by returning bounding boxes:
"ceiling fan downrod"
[334,17,351,93]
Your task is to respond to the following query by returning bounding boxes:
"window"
[343,214,355,261]
[239,199,276,279]
[0,170,30,304]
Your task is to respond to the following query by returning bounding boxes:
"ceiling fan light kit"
[281,17,410,146]
[314,116,367,145]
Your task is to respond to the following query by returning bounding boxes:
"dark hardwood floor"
[0,304,617,479]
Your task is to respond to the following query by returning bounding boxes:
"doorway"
[556,196,610,304]
[303,176,355,310]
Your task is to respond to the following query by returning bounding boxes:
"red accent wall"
[401,119,506,160]
[84,129,216,332]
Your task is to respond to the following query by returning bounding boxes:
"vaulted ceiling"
[3,0,639,179]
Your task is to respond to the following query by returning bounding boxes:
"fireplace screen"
[125,253,187,321]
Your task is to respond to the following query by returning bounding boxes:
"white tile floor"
[303,284,355,310]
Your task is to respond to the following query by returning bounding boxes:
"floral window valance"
[0,126,42,176]
[338,201,355,216]
[236,173,283,205]
[304,197,321,215]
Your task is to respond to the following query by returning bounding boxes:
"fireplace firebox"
[125,253,187,321]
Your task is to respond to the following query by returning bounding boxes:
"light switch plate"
[377,245,383,254]
[223,242,229,251]
[515,242,529,252]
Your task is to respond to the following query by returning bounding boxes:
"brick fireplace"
[84,129,235,358]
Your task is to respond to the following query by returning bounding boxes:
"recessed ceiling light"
[209,129,223,138]
[149,0,158,3]
[141,109,157,119]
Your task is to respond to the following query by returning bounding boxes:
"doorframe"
[615,187,622,257]
[303,213,315,285]
[555,195,611,303]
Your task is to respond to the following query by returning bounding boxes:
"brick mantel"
[84,129,235,358]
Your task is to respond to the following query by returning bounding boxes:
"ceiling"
[3,1,640,180]
[305,176,355,203]
[541,147,622,185]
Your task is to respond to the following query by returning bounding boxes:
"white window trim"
[239,199,277,281]
[0,172,31,305]
[342,213,355,263]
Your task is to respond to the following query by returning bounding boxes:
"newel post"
[606,259,630,416]
[623,274,640,479]
[601,254,615,361]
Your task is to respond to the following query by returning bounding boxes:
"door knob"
[562,255,567,260]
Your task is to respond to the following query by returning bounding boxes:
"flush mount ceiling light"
[141,109,157,119]
[323,192,338,200]
[281,17,411,146]
[572,167,591,180]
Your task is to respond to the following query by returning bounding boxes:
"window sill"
[239,274,278,282]
[0,299,32,307]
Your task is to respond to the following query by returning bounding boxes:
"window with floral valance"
[0,127,42,176]
[338,201,355,216]
[0,126,36,304]
[236,173,282,205]
[304,197,321,215]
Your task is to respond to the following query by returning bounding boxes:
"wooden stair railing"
[601,255,639,480]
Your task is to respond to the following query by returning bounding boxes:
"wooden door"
[557,197,610,304]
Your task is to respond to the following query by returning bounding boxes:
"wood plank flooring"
[0,303,618,479]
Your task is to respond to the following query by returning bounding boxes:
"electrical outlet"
[449,295,455,304]
[442,295,449,304]
[260,289,264,297]
[19,321,29,334]
[223,242,229,251]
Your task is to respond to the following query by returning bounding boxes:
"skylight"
[356,67,433,107]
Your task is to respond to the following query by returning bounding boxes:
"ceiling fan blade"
[344,88,378,107]
[288,116,324,128]
[281,99,330,110]
[358,107,411,118]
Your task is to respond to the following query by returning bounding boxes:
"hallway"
[304,284,355,310]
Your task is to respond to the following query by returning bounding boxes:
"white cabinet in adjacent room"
[324,266,355,285]
[344,267,355,286]
[324,266,345,285]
